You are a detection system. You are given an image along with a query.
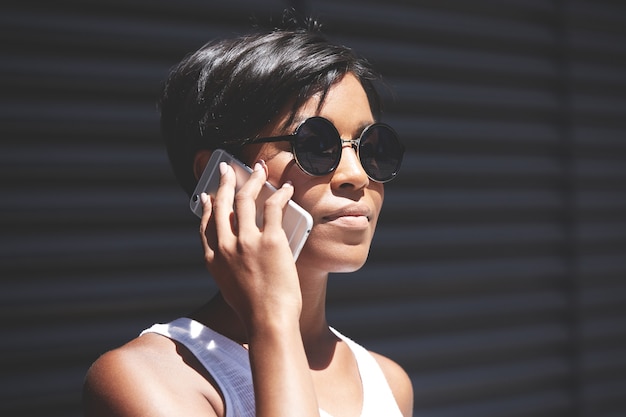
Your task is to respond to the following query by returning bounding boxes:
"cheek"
[269,159,321,210]
[265,151,301,186]
[369,184,385,220]
[291,181,326,216]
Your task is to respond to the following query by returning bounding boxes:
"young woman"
[83,20,414,417]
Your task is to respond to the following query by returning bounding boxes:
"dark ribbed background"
[1,1,625,416]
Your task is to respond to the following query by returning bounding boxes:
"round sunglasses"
[251,117,404,183]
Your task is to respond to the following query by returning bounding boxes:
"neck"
[297,266,332,346]
[191,268,333,351]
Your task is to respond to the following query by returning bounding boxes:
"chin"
[331,259,369,274]
[298,239,372,273]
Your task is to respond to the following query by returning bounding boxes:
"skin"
[83,73,414,417]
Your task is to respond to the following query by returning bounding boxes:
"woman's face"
[247,73,384,274]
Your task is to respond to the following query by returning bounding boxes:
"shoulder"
[83,333,222,417]
[369,351,414,417]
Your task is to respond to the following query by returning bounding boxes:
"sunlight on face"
[251,74,385,276]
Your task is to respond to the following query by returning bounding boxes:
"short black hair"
[159,21,382,197]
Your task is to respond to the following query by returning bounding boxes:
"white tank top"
[141,317,403,417]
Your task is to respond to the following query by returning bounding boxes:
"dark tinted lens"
[292,118,341,176]
[359,124,404,182]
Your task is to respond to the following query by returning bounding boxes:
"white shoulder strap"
[142,318,255,417]
[330,328,404,417]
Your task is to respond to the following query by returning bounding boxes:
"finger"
[212,162,238,241]
[234,161,267,232]
[199,193,216,261]
[262,181,295,232]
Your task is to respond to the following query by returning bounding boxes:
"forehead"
[283,74,375,135]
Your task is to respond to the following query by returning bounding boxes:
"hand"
[199,161,302,332]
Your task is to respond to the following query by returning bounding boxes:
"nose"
[330,143,369,190]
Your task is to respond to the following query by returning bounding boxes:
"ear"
[193,149,213,181]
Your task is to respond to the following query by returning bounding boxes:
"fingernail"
[219,162,228,175]
[254,162,263,171]
[200,193,208,203]
[282,181,293,189]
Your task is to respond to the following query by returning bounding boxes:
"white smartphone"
[190,149,313,260]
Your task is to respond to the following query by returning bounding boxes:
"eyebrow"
[288,116,375,137]
[290,115,307,131]
[354,120,374,136]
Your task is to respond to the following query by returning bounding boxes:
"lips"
[322,203,372,222]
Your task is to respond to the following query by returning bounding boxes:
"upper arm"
[371,352,414,417]
[83,349,144,417]
[83,346,218,417]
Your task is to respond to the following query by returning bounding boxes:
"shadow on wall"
[1,1,625,416]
